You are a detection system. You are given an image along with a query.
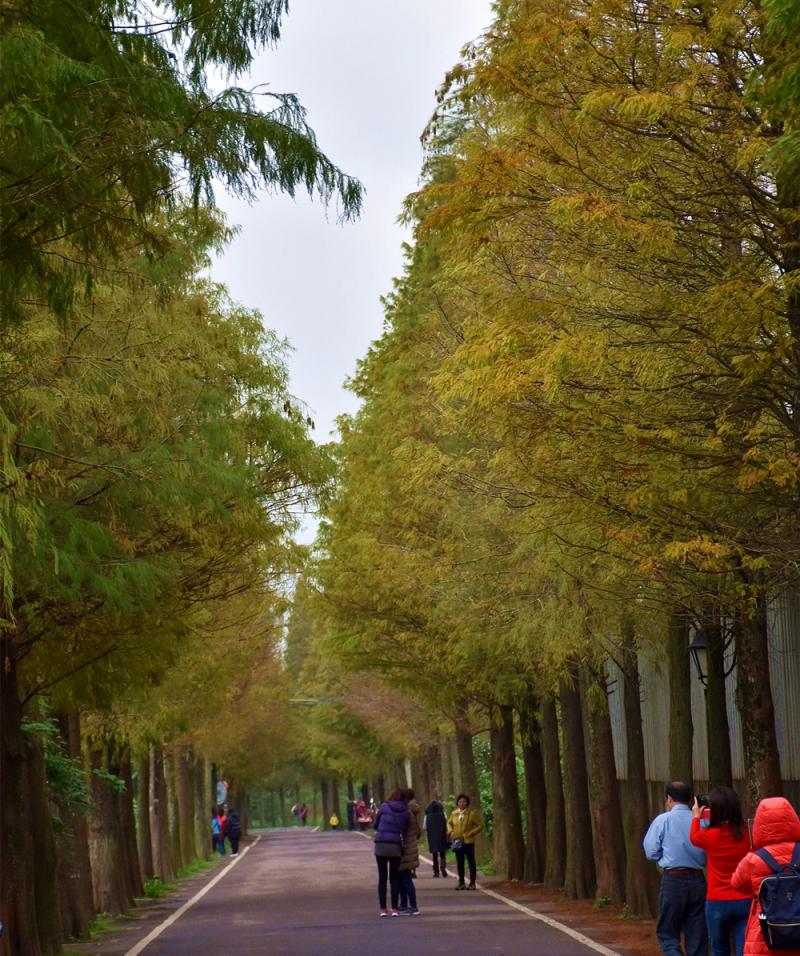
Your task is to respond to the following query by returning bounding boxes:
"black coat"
[424,800,448,853]
[227,811,242,839]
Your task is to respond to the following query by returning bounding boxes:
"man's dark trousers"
[656,870,707,956]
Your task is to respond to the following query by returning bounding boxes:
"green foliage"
[142,878,171,899]
[20,715,91,820]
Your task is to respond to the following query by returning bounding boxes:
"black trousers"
[432,851,448,874]
[229,836,240,854]
[376,855,401,908]
[455,843,477,885]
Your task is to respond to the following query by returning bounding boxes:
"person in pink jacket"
[730,796,800,956]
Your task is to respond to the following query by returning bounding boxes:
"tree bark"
[735,590,783,802]
[321,777,331,827]
[704,612,733,788]
[559,675,596,899]
[118,747,144,900]
[28,725,63,954]
[582,668,626,906]
[490,703,525,880]
[439,732,454,800]
[453,711,491,864]
[164,746,182,871]
[56,712,94,942]
[89,738,134,914]
[541,695,566,891]
[518,694,546,884]
[194,756,211,859]
[667,612,693,785]
[0,637,40,956]
[149,743,175,882]
[621,621,658,917]
[175,745,194,867]
[136,748,154,880]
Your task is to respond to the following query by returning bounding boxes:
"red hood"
[752,797,800,849]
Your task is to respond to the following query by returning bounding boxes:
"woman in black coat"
[424,800,449,877]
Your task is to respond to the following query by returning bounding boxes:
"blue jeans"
[705,898,750,956]
[656,872,707,956]
[398,870,417,909]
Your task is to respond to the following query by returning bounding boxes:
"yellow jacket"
[447,807,484,844]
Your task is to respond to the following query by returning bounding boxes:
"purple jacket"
[373,800,410,845]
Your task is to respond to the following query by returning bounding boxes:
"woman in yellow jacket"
[447,793,484,890]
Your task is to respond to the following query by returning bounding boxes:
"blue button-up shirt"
[643,804,706,870]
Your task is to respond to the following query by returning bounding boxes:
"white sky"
[210,1,493,537]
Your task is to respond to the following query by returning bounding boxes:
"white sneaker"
[231,852,239,857]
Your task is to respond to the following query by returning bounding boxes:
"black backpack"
[755,842,800,951]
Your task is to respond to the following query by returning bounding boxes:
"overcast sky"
[210,2,492,534]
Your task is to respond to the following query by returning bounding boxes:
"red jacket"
[730,797,800,956]
[689,817,750,900]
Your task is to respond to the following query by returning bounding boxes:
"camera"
[696,794,710,807]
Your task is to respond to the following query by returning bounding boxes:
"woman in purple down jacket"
[373,789,410,917]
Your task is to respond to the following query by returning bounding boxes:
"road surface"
[130,829,620,955]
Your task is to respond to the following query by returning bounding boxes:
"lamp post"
[689,630,708,686]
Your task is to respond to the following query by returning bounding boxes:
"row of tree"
[0,2,361,954]
[292,0,800,921]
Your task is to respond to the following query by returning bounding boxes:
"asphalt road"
[134,829,619,955]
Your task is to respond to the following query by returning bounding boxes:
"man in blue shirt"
[643,780,707,956]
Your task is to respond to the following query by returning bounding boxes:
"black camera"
[696,794,710,807]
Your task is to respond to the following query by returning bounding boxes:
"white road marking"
[123,835,261,956]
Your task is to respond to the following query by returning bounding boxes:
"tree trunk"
[453,713,491,864]
[489,703,525,880]
[321,777,331,827]
[621,621,658,918]
[279,785,288,826]
[194,757,211,859]
[518,695,546,884]
[704,613,733,788]
[439,733,454,801]
[541,695,566,891]
[118,747,144,900]
[582,668,626,906]
[175,745,194,867]
[56,712,94,942]
[559,675,596,899]
[667,612,693,784]
[28,725,63,954]
[735,591,783,801]
[89,739,134,914]
[164,747,182,871]
[136,748,154,880]
[149,744,175,882]
[0,637,41,956]
[331,775,342,822]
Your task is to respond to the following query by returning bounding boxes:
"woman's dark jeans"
[398,870,417,909]
[432,851,448,875]
[455,843,477,885]
[376,855,401,909]
[705,898,749,956]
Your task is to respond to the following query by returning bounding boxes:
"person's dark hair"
[400,787,415,801]
[456,793,471,805]
[708,786,745,839]
[665,781,692,804]
[387,788,406,802]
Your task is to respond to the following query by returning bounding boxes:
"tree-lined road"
[133,830,620,955]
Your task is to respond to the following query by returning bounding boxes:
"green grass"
[143,877,172,898]
[477,860,496,876]
[176,857,215,879]
[616,904,641,921]
[594,895,612,909]
[88,913,115,938]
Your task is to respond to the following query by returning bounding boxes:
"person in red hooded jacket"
[730,796,800,956]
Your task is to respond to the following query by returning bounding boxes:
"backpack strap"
[755,848,781,872]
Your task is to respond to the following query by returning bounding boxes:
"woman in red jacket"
[689,786,751,955]
[731,796,800,956]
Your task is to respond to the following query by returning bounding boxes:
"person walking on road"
[227,808,242,857]
[424,797,449,877]
[399,788,423,915]
[643,780,707,956]
[447,793,484,890]
[731,796,800,956]
[688,786,750,956]
[300,803,308,826]
[214,805,228,856]
[373,788,410,917]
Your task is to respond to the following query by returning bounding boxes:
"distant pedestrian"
[227,808,242,857]
[447,794,483,890]
[356,799,371,831]
[643,780,707,956]
[399,788,423,915]
[211,812,223,854]
[424,797,449,877]
[330,812,340,830]
[689,786,750,956]
[291,802,300,825]
[214,805,228,856]
[373,788,410,917]
[300,803,308,826]
[731,796,800,956]
[347,799,357,831]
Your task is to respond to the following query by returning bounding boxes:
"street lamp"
[689,629,708,686]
